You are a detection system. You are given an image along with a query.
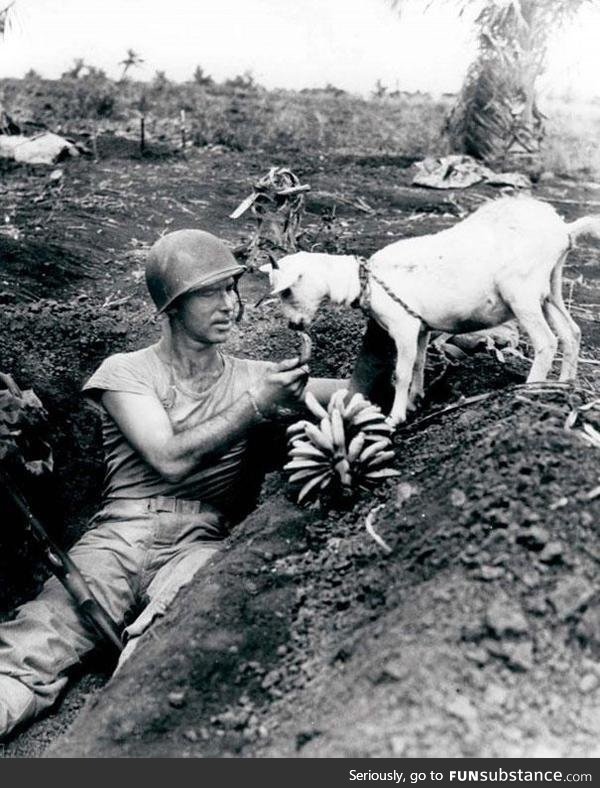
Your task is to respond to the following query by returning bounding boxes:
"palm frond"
[388,0,596,162]
[0,1,16,38]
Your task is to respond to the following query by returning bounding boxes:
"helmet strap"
[234,280,244,322]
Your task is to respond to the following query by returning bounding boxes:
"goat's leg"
[543,300,579,381]
[549,259,581,378]
[407,327,430,411]
[509,298,559,382]
[388,322,421,427]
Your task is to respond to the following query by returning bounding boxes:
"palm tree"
[63,58,87,79]
[119,48,144,81]
[0,1,15,38]
[390,0,596,165]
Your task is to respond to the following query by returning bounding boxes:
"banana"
[334,457,352,488]
[304,422,334,454]
[304,390,328,420]
[347,432,366,462]
[327,388,348,417]
[330,408,346,455]
[343,393,370,421]
[319,474,332,490]
[320,416,335,446]
[365,450,396,469]
[289,468,326,484]
[360,419,394,433]
[284,457,328,471]
[351,409,385,428]
[358,439,391,464]
[362,432,392,445]
[364,468,401,480]
[298,469,331,504]
[289,443,328,460]
[298,331,313,365]
[286,420,311,436]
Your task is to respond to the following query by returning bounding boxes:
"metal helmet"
[145,229,246,314]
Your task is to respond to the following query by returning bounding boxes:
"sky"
[1,0,600,98]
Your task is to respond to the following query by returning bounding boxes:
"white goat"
[263,196,600,426]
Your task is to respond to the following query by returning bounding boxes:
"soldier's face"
[174,277,237,344]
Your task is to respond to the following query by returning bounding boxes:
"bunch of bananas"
[284,388,399,505]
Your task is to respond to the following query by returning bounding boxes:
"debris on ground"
[230,166,310,267]
[0,132,84,165]
[412,155,531,191]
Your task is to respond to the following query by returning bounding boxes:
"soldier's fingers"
[279,365,309,385]
[274,357,301,372]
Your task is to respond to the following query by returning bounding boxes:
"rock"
[520,571,541,589]
[504,641,534,672]
[379,658,409,682]
[548,576,595,620]
[485,598,529,638]
[539,541,564,564]
[581,511,594,528]
[504,725,523,742]
[389,734,407,756]
[516,526,550,551]
[450,488,467,507]
[484,684,508,706]
[168,690,187,708]
[465,647,489,665]
[576,605,600,651]
[524,594,547,615]
[446,695,478,723]
[396,481,419,508]
[478,565,505,581]
[579,673,599,693]
[183,728,198,742]
[538,171,555,183]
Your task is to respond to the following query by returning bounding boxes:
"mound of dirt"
[46,375,600,758]
[0,295,155,611]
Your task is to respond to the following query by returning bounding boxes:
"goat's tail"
[566,215,600,244]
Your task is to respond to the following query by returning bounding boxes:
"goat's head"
[259,252,329,330]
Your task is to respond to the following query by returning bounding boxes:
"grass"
[0,73,598,178]
[541,97,600,178]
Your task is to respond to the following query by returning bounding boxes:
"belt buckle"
[149,496,177,513]
[179,499,200,514]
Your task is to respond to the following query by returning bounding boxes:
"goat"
[262,196,600,426]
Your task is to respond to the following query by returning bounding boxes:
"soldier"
[0,229,342,738]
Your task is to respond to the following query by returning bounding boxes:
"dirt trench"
[46,370,600,758]
[1,146,600,756]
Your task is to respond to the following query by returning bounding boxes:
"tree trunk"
[446,0,549,173]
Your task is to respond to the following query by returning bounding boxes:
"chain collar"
[351,255,428,328]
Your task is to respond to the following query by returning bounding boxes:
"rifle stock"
[1,472,123,653]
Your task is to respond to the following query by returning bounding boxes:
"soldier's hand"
[251,357,309,418]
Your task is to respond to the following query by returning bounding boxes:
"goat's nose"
[288,319,304,331]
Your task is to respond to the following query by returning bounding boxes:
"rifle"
[1,472,123,653]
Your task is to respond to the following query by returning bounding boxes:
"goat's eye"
[280,288,292,300]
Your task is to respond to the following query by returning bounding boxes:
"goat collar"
[351,256,427,327]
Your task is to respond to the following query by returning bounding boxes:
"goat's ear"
[270,269,301,295]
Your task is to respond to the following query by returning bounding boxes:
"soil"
[0,140,599,757]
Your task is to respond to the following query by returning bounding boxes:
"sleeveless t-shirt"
[82,345,271,517]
